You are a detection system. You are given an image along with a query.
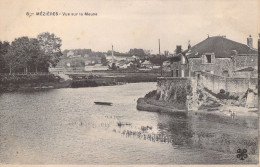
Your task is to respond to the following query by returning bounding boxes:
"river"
[0,83,257,164]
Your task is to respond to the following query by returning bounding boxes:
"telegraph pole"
[112,45,114,64]
[159,39,162,76]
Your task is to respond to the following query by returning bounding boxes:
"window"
[202,54,215,64]
[206,55,211,63]
[176,70,179,77]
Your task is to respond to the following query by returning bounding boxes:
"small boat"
[94,102,112,106]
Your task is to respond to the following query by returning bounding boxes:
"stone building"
[169,36,258,77]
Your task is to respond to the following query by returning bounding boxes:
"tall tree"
[28,38,45,73]
[3,37,43,74]
[0,41,10,73]
[37,32,62,67]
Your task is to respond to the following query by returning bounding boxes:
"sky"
[0,0,259,53]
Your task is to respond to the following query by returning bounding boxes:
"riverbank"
[0,72,159,92]
[70,75,158,88]
[0,74,72,93]
[137,98,187,113]
[136,89,258,157]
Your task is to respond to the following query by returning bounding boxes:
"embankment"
[0,74,71,92]
[71,75,158,88]
[137,77,199,112]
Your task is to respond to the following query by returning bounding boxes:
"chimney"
[188,40,191,50]
[247,35,253,48]
[176,45,182,55]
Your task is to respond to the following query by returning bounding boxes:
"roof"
[183,36,257,58]
[142,60,152,65]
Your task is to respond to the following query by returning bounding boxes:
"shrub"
[220,89,225,94]
[144,90,157,99]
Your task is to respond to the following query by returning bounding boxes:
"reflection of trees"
[156,112,194,147]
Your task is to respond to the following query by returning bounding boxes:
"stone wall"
[234,54,257,70]
[200,71,257,95]
[157,77,198,110]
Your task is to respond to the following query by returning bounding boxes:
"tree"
[3,37,44,74]
[101,55,107,65]
[0,41,10,73]
[29,38,46,73]
[3,45,19,74]
[37,32,62,67]
[129,48,146,58]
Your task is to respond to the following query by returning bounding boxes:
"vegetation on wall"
[204,88,239,100]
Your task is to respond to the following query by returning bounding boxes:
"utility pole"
[112,45,114,64]
[159,39,162,76]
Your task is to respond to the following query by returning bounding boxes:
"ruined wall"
[200,71,257,95]
[157,77,198,110]
[201,72,226,93]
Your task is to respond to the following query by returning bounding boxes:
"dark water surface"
[0,83,257,164]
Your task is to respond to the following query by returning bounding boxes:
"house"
[67,50,74,57]
[84,64,108,71]
[169,36,258,77]
[126,55,140,62]
[141,60,153,69]
[85,57,102,65]
[168,53,189,77]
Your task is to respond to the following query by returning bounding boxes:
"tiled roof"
[183,36,257,58]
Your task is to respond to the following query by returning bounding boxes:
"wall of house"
[189,58,234,77]
[234,55,257,69]
[156,77,198,110]
[200,71,257,95]
[170,62,189,77]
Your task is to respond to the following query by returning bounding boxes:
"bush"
[144,90,157,99]
[220,89,225,94]
[204,87,239,101]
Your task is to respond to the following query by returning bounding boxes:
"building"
[141,60,153,69]
[84,57,102,65]
[84,64,108,71]
[169,36,258,77]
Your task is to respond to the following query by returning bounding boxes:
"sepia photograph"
[0,0,259,165]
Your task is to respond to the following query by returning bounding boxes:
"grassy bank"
[71,75,158,88]
[0,74,71,92]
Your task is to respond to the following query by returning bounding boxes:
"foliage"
[37,32,62,67]
[129,48,146,58]
[0,41,10,73]
[144,90,157,99]
[204,87,239,100]
[149,54,168,65]
[0,32,62,74]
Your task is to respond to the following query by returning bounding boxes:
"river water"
[0,83,257,164]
